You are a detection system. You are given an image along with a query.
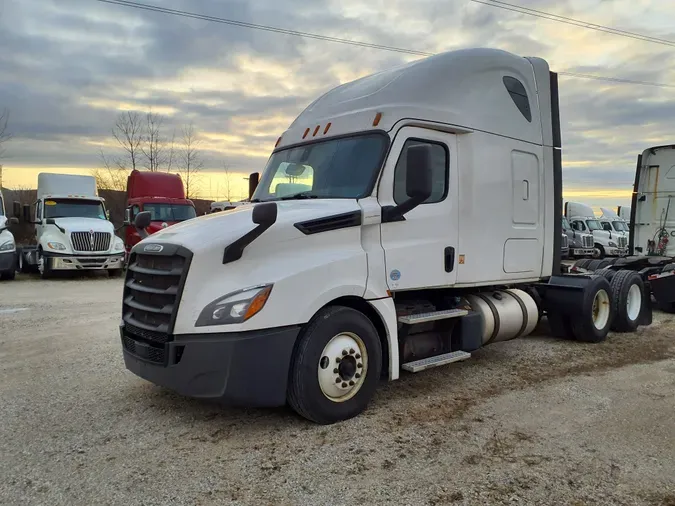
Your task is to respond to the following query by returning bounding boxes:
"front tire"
[37,250,53,279]
[594,244,606,259]
[287,306,382,425]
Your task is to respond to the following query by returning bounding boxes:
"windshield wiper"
[279,192,320,200]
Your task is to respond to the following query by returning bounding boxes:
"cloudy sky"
[1,0,673,207]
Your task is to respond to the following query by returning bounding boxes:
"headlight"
[113,238,124,252]
[196,284,273,327]
[47,242,66,251]
[608,241,617,247]
[0,240,15,252]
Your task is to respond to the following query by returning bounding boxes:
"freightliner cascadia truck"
[120,48,652,424]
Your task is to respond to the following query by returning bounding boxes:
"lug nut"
[355,373,361,379]
[341,382,348,388]
[335,378,341,383]
[342,350,348,356]
[349,348,355,354]
[333,368,338,374]
[355,354,361,359]
[357,363,363,369]
[349,380,355,386]
[336,357,341,363]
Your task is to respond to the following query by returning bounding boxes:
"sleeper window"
[393,139,448,205]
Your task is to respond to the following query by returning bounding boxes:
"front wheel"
[37,250,53,279]
[594,244,606,259]
[287,306,382,425]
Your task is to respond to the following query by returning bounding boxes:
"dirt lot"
[1,273,674,506]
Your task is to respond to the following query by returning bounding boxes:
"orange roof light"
[373,112,382,127]
[303,128,310,139]
[323,122,332,134]
[312,125,320,136]
[275,136,282,147]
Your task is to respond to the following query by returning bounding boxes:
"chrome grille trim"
[71,231,111,252]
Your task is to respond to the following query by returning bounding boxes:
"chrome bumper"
[49,254,124,271]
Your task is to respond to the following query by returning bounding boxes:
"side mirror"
[248,172,260,200]
[13,201,21,220]
[22,204,31,224]
[106,209,111,220]
[252,201,278,226]
[123,208,131,225]
[134,211,151,229]
[405,145,433,201]
[46,218,66,234]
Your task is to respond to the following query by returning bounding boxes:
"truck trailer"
[120,48,652,424]
[0,189,18,280]
[13,173,125,278]
[123,169,196,261]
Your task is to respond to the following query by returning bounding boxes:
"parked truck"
[120,48,652,424]
[0,189,18,280]
[13,173,125,278]
[123,169,196,261]
[565,201,628,258]
[561,215,595,259]
[598,207,630,242]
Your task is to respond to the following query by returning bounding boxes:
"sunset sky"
[1,0,674,208]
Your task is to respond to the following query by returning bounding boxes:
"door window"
[393,139,448,205]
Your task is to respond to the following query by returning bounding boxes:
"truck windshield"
[252,133,389,201]
[144,203,197,222]
[586,220,601,231]
[613,220,628,231]
[45,199,106,220]
[562,217,570,230]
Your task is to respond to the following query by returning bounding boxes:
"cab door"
[378,126,458,291]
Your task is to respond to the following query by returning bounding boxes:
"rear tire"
[287,306,382,425]
[609,270,644,332]
[571,275,613,343]
[596,268,617,281]
[587,259,603,271]
[575,259,592,269]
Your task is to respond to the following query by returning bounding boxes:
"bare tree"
[142,110,172,172]
[221,165,234,201]
[177,122,204,199]
[111,111,143,171]
[92,149,129,192]
[0,108,11,160]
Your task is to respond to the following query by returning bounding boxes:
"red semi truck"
[123,170,197,260]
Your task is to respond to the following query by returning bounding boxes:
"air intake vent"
[294,210,362,235]
[562,235,568,248]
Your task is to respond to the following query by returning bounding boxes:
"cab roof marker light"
[373,112,382,127]
[312,125,320,136]
[275,136,282,147]
[302,128,310,139]
[323,122,332,134]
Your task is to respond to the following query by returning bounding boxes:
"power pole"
[0,164,3,189]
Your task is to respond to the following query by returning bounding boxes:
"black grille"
[71,231,111,252]
[583,235,594,248]
[122,335,166,364]
[561,235,569,248]
[122,246,191,340]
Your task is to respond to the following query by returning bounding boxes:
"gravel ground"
[1,273,674,506]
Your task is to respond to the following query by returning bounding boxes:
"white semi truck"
[0,189,18,280]
[598,207,629,242]
[565,201,628,258]
[13,173,125,278]
[561,215,595,259]
[120,48,652,424]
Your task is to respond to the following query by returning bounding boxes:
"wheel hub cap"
[317,332,367,402]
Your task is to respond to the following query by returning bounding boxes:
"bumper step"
[402,350,471,373]
[397,308,468,325]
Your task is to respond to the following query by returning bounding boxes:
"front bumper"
[0,250,16,272]
[571,248,595,256]
[45,252,124,271]
[120,324,301,407]
[606,247,628,257]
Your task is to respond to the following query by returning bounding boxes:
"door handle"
[444,246,455,273]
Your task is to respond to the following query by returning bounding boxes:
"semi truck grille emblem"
[143,244,164,253]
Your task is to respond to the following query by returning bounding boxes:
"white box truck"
[0,189,18,280]
[120,48,652,424]
[13,173,125,278]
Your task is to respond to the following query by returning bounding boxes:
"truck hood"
[141,199,362,254]
[50,217,114,234]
